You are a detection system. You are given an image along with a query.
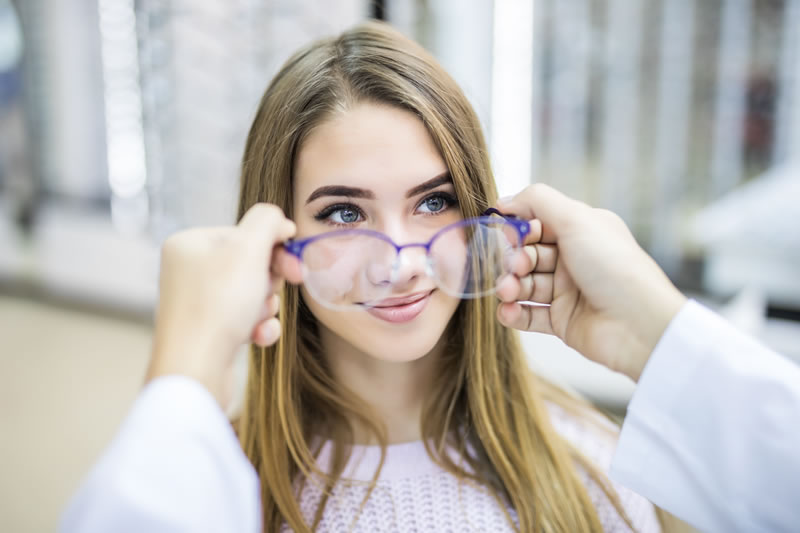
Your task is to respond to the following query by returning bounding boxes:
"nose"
[389,244,430,289]
[364,221,434,290]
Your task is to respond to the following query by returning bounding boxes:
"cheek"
[430,229,469,293]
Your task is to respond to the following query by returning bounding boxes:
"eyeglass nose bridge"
[389,241,436,282]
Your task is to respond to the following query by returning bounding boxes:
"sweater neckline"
[315,438,457,482]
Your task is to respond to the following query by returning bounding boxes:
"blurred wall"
[0,295,152,532]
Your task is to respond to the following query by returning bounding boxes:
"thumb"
[237,203,297,250]
[497,184,583,238]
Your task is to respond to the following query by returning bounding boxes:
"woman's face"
[293,102,462,362]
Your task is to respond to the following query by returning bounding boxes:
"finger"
[523,218,545,245]
[272,247,303,285]
[253,293,281,324]
[517,218,543,245]
[251,317,281,347]
[497,184,585,241]
[528,273,554,303]
[496,272,554,304]
[508,244,558,275]
[497,302,554,335]
[238,203,297,248]
[500,211,546,246]
[497,183,573,224]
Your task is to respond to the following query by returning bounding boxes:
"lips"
[366,290,433,323]
[371,291,432,308]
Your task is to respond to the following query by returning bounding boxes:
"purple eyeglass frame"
[284,208,530,259]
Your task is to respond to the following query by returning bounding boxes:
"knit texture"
[282,406,661,532]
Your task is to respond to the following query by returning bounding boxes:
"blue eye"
[314,203,364,226]
[417,193,457,214]
[424,196,445,212]
[332,207,361,224]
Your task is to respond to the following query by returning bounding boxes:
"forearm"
[621,279,687,382]
[60,376,261,532]
[146,314,236,408]
[611,300,800,532]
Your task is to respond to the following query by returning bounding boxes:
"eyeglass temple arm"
[481,207,507,218]
[284,239,305,258]
[481,207,531,238]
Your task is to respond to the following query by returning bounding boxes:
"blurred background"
[1,0,799,531]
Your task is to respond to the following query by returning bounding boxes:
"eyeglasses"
[284,208,530,310]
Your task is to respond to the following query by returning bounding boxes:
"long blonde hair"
[237,20,631,532]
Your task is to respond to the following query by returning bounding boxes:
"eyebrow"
[405,172,452,198]
[304,171,452,205]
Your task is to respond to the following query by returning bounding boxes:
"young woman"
[234,20,660,532]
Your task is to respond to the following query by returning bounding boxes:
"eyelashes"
[313,203,363,225]
[313,191,459,227]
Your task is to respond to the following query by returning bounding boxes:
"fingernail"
[264,319,281,345]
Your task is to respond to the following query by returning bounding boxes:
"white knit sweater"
[284,406,661,532]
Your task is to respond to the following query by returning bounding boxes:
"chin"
[305,289,460,362]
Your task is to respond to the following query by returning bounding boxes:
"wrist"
[626,285,687,381]
[146,326,236,407]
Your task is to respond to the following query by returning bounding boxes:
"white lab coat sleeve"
[610,299,800,533]
[60,375,262,533]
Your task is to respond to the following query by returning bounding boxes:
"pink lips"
[366,290,433,324]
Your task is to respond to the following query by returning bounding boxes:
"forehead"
[293,103,448,198]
